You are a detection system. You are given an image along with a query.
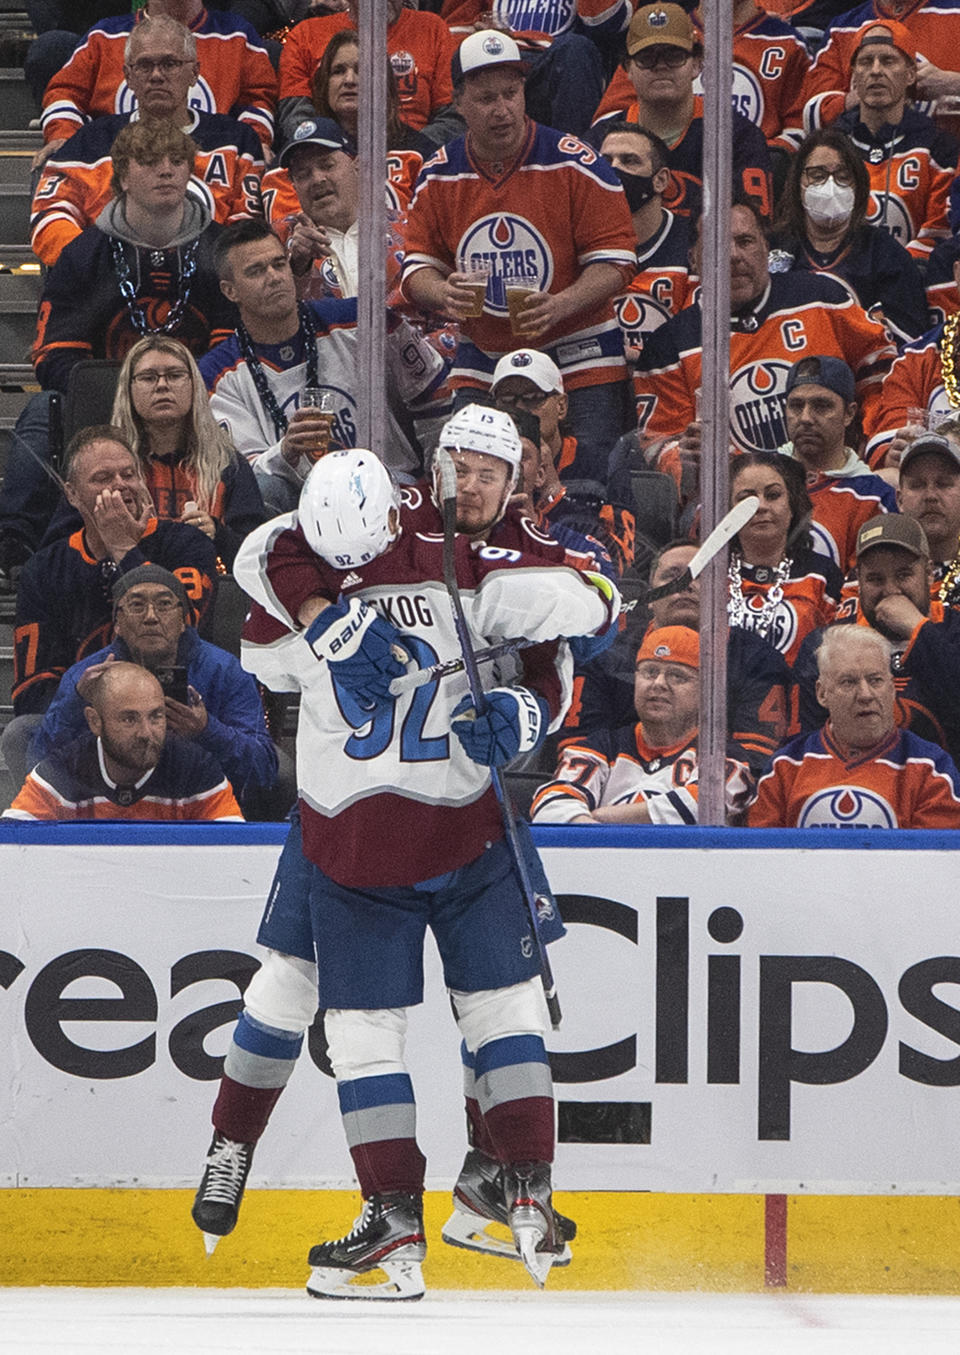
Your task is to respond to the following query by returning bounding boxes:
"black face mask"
[614,167,658,212]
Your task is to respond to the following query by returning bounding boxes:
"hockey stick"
[644,496,759,601]
[389,637,528,696]
[437,450,562,1030]
[391,497,761,695]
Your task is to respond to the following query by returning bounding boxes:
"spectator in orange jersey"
[531,625,754,825]
[401,30,637,484]
[277,0,460,148]
[4,661,243,822]
[29,16,265,269]
[748,625,960,828]
[727,452,842,666]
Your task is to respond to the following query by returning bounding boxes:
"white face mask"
[803,177,856,228]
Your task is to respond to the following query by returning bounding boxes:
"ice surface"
[3,1288,960,1355]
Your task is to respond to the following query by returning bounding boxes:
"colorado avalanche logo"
[459,216,552,317]
[866,191,913,248]
[739,595,798,655]
[116,76,217,117]
[729,360,792,453]
[798,785,898,828]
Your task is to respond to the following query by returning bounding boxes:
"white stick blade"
[687,496,760,581]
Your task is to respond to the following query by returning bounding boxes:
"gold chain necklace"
[939,311,960,408]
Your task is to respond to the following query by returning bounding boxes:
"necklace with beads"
[235,302,320,440]
[940,312,960,409]
[727,551,792,636]
[110,236,199,336]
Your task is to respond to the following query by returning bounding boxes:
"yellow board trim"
[3,1191,960,1292]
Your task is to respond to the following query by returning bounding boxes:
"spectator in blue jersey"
[4,661,243,822]
[769,128,928,348]
[27,564,290,820]
[778,355,897,575]
[589,3,773,222]
[5,426,218,782]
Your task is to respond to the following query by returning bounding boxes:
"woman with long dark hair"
[770,127,928,346]
[727,452,842,665]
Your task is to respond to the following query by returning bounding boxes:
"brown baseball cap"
[855,513,929,560]
[626,4,696,56]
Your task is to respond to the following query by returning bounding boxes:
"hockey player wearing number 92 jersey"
[191,413,620,1298]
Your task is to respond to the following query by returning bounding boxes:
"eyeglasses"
[630,46,691,70]
[117,596,181,618]
[634,663,697,688]
[496,388,553,411]
[131,367,191,388]
[801,165,856,188]
[127,56,191,77]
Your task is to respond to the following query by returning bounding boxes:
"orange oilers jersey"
[401,119,636,386]
[30,111,264,268]
[729,548,843,665]
[6,734,243,822]
[591,15,809,151]
[748,723,960,828]
[530,723,754,825]
[40,9,277,149]
[277,10,457,133]
[862,323,956,466]
[805,471,898,572]
[831,107,959,261]
[801,0,960,131]
[594,95,773,220]
[615,209,693,362]
[636,271,896,458]
[440,0,631,43]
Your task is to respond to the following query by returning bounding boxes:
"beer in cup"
[301,388,336,461]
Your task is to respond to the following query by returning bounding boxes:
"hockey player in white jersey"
[191,413,620,1298]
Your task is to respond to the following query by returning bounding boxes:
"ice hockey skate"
[442,1149,575,1266]
[503,1160,565,1288]
[306,1191,427,1301]
[191,1133,254,1255]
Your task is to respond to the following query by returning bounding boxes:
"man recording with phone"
[26,564,287,819]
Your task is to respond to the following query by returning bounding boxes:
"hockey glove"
[451,686,549,767]
[305,597,405,708]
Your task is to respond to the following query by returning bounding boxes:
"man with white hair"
[749,624,960,827]
[190,429,620,1297]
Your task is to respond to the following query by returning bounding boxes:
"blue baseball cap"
[785,355,856,404]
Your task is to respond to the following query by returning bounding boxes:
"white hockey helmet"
[434,402,523,507]
[298,448,402,569]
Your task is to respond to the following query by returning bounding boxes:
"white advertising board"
[1,825,959,1193]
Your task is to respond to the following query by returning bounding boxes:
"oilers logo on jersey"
[459,215,553,317]
[735,595,798,657]
[798,786,898,829]
[866,193,913,249]
[614,291,673,357]
[807,519,841,568]
[694,64,765,125]
[729,359,792,452]
[115,75,218,119]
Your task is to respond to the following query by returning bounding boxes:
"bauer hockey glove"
[451,686,549,767]
[305,597,405,708]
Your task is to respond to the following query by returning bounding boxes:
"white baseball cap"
[451,30,525,83]
[491,348,563,394]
